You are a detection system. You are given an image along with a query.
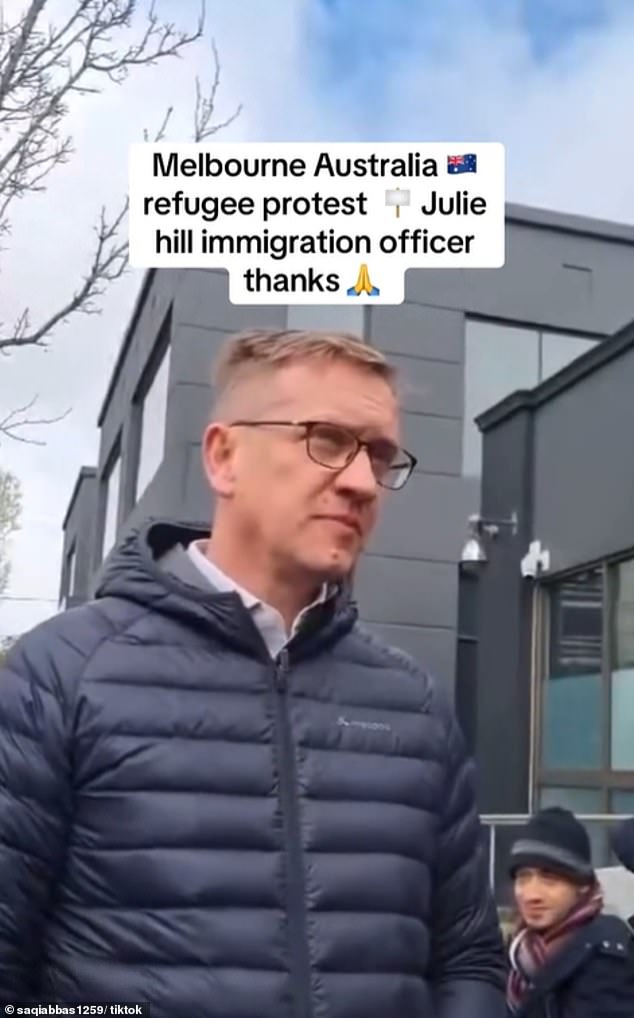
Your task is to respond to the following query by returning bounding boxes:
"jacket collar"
[515,913,632,1012]
[95,518,358,660]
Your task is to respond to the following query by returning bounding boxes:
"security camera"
[460,535,487,569]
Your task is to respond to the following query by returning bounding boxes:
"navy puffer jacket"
[0,522,505,1018]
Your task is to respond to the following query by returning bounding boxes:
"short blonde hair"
[211,328,397,415]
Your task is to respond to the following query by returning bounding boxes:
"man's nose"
[336,447,379,495]
[522,881,544,901]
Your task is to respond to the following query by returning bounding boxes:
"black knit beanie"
[508,806,594,883]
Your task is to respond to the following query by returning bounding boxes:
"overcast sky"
[2,0,634,638]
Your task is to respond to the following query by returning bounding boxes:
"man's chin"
[524,915,552,931]
[304,549,358,583]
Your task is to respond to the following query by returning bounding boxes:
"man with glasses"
[0,329,505,1017]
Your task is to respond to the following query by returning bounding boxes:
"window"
[135,343,171,501]
[60,542,77,608]
[102,450,121,558]
[287,305,364,334]
[541,569,603,770]
[463,322,599,476]
[611,790,634,814]
[540,786,602,812]
[540,787,606,864]
[535,555,634,836]
[66,544,77,598]
[611,559,634,769]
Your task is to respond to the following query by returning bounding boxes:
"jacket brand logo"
[337,715,392,732]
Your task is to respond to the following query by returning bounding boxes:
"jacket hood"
[95,518,358,659]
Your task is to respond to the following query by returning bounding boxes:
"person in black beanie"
[505,806,634,1017]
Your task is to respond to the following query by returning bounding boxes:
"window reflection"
[540,786,602,812]
[611,559,634,770]
[67,545,77,597]
[611,790,634,814]
[537,558,634,812]
[541,569,603,770]
[102,452,121,559]
[136,345,171,501]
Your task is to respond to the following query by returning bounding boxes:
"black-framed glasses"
[229,419,417,491]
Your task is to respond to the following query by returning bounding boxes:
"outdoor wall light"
[459,510,519,569]
[520,539,551,578]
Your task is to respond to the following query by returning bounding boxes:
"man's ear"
[202,422,237,497]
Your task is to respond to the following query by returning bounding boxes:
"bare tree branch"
[194,39,243,142]
[0,1,240,444]
[0,395,71,444]
[0,0,240,356]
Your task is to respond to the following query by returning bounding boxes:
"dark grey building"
[475,319,634,825]
[59,467,97,610]
[60,202,634,715]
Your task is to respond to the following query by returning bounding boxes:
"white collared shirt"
[186,540,330,658]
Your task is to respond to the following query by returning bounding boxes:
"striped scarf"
[506,884,603,1013]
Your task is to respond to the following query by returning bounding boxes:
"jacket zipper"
[273,648,313,1018]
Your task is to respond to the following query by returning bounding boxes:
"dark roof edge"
[62,466,97,531]
[97,268,156,426]
[505,202,634,244]
[477,317,634,432]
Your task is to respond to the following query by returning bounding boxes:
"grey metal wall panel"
[533,348,634,572]
[369,302,463,361]
[355,554,457,629]
[170,324,234,386]
[369,474,465,562]
[173,270,286,332]
[285,304,364,335]
[165,383,210,453]
[404,223,634,336]
[389,354,463,418]
[402,412,462,476]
